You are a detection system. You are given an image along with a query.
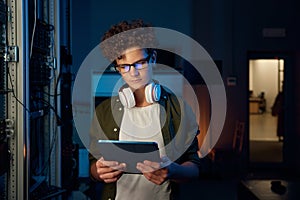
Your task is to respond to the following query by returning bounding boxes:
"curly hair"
[100,19,158,61]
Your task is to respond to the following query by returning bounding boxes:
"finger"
[96,157,104,167]
[97,157,122,168]
[96,157,113,168]
[143,169,168,185]
[100,170,123,182]
[136,162,156,173]
[102,160,120,167]
[143,160,161,169]
[144,174,166,185]
[97,163,126,175]
[111,163,126,171]
[97,165,113,176]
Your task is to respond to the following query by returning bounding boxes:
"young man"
[89,19,202,200]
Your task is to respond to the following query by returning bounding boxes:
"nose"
[129,65,139,76]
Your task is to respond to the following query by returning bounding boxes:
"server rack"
[2,0,63,199]
[6,0,26,198]
[0,0,8,198]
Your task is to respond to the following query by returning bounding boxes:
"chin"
[129,83,147,91]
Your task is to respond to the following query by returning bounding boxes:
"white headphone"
[118,82,161,108]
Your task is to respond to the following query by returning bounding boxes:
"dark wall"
[191,0,299,164]
[71,0,193,74]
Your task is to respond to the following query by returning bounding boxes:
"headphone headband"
[119,82,161,108]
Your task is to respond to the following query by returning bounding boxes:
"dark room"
[1,0,300,199]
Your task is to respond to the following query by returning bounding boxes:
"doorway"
[248,58,284,164]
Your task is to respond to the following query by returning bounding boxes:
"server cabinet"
[2,0,63,199]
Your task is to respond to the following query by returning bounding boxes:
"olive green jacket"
[89,87,201,200]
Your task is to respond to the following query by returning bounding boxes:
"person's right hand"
[95,157,126,183]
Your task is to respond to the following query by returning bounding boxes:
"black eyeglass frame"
[114,54,152,73]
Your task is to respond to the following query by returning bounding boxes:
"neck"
[134,87,151,107]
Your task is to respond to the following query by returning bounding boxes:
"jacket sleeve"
[88,110,104,171]
[88,99,120,199]
[167,94,201,166]
[89,97,122,165]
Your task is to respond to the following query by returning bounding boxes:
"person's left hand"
[136,160,169,185]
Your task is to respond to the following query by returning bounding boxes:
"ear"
[150,50,157,64]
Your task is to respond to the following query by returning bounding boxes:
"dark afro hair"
[100,19,158,61]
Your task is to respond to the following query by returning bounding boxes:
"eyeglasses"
[115,54,151,73]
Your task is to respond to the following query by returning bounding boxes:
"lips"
[129,79,146,90]
[131,79,142,83]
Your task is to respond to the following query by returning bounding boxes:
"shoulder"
[160,86,186,111]
[160,86,181,105]
[95,96,123,119]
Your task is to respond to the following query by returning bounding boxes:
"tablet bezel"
[96,140,161,174]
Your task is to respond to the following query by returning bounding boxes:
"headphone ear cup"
[145,83,154,103]
[145,83,161,103]
[152,84,161,101]
[119,87,136,108]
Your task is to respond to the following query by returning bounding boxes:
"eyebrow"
[117,57,148,66]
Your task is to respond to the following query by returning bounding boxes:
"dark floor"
[241,179,300,200]
[3,143,296,200]
[40,162,298,200]
[74,175,300,200]
[177,167,300,200]
[177,179,238,200]
[68,144,299,200]
[250,140,283,163]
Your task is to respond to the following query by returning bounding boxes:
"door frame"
[247,51,292,169]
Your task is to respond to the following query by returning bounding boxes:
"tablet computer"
[96,140,161,174]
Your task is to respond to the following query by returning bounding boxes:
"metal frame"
[6,0,61,199]
[49,0,61,188]
[6,0,27,199]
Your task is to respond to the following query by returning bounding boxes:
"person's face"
[116,48,155,91]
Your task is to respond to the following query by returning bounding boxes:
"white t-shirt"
[116,103,171,200]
